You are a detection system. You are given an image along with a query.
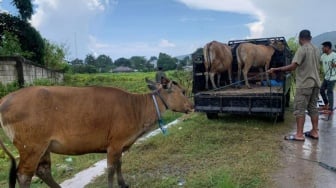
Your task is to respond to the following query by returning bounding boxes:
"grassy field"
[0,71,295,187]
[86,112,294,188]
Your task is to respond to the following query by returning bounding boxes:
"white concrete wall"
[0,57,64,85]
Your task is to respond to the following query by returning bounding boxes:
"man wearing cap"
[268,29,321,141]
[320,41,336,114]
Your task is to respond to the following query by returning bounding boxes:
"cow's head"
[146,77,194,113]
[269,40,285,51]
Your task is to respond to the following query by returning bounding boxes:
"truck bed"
[197,85,283,96]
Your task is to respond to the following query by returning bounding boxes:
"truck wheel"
[206,113,218,119]
[277,113,284,122]
[285,91,290,107]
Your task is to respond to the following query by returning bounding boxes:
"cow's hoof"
[120,184,129,188]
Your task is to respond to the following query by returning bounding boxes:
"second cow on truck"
[236,40,285,88]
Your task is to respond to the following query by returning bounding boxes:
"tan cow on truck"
[236,40,285,88]
[203,40,233,89]
[0,78,193,188]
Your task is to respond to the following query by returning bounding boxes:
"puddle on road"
[273,113,336,188]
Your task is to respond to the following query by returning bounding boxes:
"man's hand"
[267,68,280,74]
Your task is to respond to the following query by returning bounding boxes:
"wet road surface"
[273,112,336,188]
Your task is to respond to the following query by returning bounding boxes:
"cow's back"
[208,41,232,72]
[0,86,139,154]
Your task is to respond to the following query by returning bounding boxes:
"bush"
[0,82,20,98]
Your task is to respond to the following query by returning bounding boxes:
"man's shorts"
[293,87,319,117]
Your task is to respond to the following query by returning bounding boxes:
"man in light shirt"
[320,41,336,114]
[268,30,321,141]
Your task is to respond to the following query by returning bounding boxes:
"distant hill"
[312,31,336,49]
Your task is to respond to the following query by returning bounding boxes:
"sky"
[1,0,335,61]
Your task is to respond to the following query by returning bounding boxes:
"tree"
[96,54,113,72]
[287,37,299,56]
[0,30,33,57]
[114,57,131,67]
[84,54,96,65]
[11,0,33,21]
[176,56,190,70]
[129,56,147,71]
[144,59,155,72]
[0,13,44,64]
[70,58,84,65]
[157,52,177,70]
[149,56,157,62]
[43,39,69,71]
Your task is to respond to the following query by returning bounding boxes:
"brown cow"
[203,40,233,89]
[236,40,284,88]
[0,77,193,188]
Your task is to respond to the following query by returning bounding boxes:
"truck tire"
[285,91,290,107]
[206,113,218,119]
[277,113,284,122]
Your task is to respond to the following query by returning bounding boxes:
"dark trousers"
[320,79,336,110]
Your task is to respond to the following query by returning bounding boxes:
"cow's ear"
[145,78,157,91]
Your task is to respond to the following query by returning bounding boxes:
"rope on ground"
[298,157,336,173]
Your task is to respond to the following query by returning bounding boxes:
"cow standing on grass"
[0,77,193,188]
[203,40,233,89]
[236,40,285,88]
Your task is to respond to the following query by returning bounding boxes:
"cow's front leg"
[116,157,128,188]
[107,151,128,188]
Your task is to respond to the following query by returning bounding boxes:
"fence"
[0,56,64,87]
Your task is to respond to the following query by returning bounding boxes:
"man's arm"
[267,62,298,73]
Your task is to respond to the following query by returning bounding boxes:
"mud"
[272,113,336,188]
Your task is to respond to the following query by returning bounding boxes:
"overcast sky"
[1,0,335,61]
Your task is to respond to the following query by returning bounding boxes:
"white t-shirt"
[321,51,336,81]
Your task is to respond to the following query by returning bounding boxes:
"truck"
[192,37,292,121]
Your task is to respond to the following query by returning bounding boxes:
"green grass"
[0,72,294,187]
[0,72,184,187]
[86,112,295,188]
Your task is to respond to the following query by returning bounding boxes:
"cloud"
[158,39,176,48]
[31,0,112,59]
[176,0,336,39]
[176,0,265,37]
[251,0,336,38]
[29,0,336,61]
[88,36,183,59]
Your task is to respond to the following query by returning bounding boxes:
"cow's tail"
[203,43,208,72]
[0,120,17,188]
[203,42,212,72]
